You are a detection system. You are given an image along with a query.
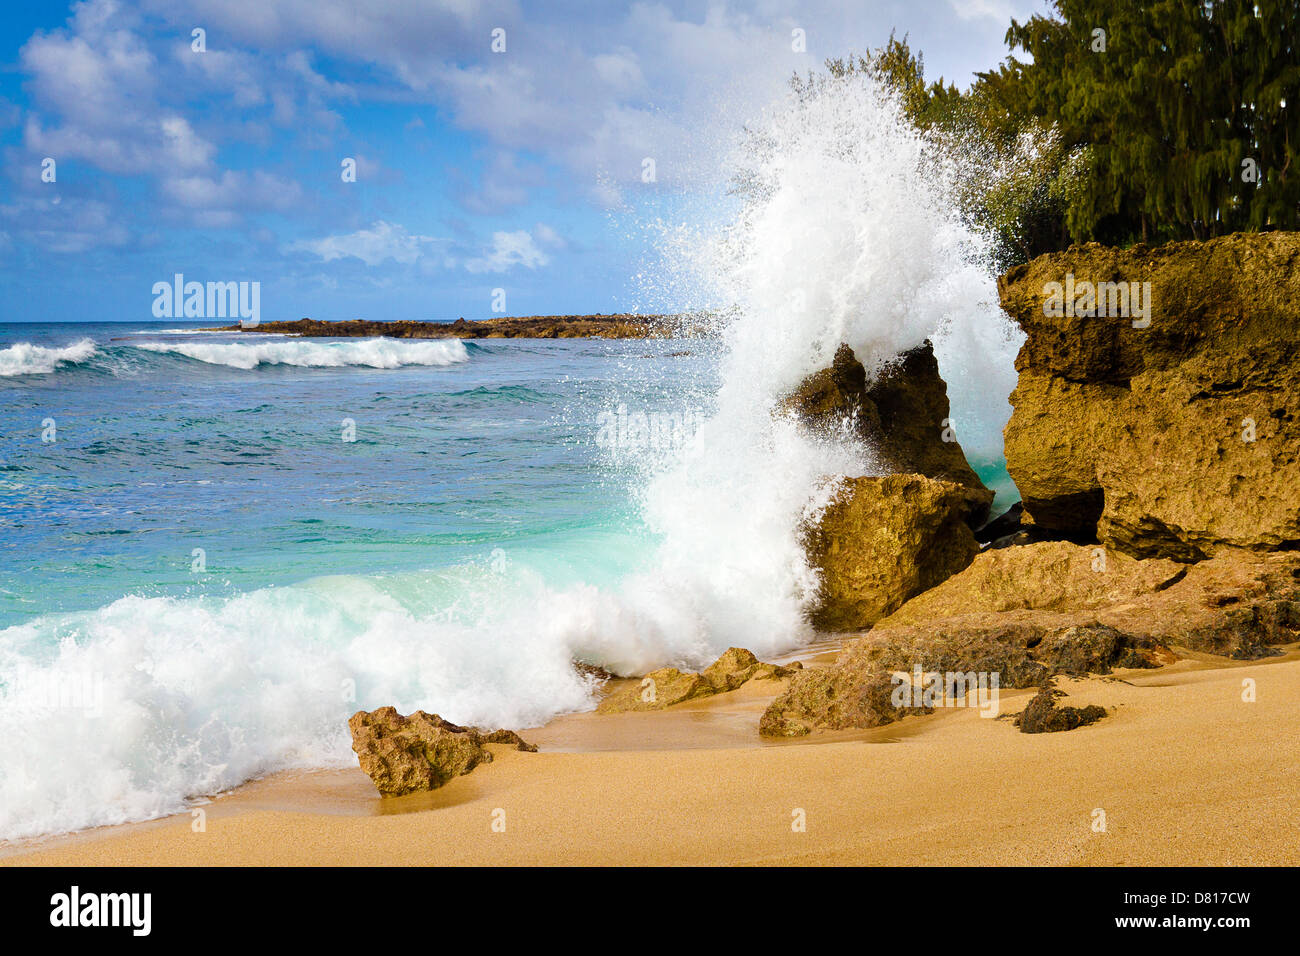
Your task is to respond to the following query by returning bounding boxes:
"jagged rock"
[879,541,1185,626]
[700,647,793,691]
[879,541,1300,660]
[759,615,1156,737]
[782,342,994,525]
[1015,681,1108,734]
[758,667,931,737]
[348,706,536,797]
[572,660,616,682]
[597,647,801,713]
[803,474,982,630]
[999,233,1300,557]
[761,545,1300,737]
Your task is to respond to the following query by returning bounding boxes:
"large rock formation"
[803,474,982,630]
[783,342,994,524]
[760,544,1300,736]
[999,233,1300,558]
[597,647,801,713]
[784,342,995,631]
[886,541,1300,658]
[349,707,536,796]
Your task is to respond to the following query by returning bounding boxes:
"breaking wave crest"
[133,337,470,370]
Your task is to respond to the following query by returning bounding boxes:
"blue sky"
[0,0,1044,323]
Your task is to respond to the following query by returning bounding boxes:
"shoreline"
[6,644,1297,866]
[204,314,710,339]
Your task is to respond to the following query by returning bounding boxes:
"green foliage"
[998,0,1300,243]
[813,4,1299,263]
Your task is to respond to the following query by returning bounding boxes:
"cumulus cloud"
[20,7,216,176]
[14,0,337,234]
[462,229,550,273]
[289,220,444,266]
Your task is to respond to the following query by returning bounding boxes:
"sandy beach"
[6,646,1297,867]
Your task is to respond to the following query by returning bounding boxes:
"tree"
[999,0,1300,243]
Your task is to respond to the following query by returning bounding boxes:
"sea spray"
[652,70,1022,462]
[615,71,1023,665]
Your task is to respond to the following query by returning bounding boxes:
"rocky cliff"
[767,232,1300,736]
[999,233,1300,559]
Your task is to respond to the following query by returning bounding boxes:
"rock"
[1015,681,1108,734]
[348,706,536,797]
[597,647,801,713]
[879,541,1186,626]
[760,545,1300,736]
[211,313,709,340]
[572,660,616,682]
[974,502,1025,545]
[700,647,793,691]
[783,342,994,525]
[999,233,1300,557]
[804,474,982,630]
[880,541,1300,660]
[760,619,1154,737]
[758,667,931,737]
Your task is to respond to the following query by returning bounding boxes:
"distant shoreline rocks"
[209,313,713,339]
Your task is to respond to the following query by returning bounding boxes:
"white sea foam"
[0,73,1024,840]
[0,339,98,376]
[134,337,469,369]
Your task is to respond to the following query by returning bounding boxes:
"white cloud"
[289,220,443,266]
[948,0,1017,22]
[19,1,218,176]
[462,229,550,273]
[0,195,130,253]
[161,169,303,213]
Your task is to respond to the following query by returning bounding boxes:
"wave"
[0,555,685,840]
[133,337,470,370]
[0,339,98,376]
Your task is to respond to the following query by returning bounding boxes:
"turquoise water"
[0,323,716,626]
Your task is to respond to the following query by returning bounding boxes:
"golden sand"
[4,651,1298,866]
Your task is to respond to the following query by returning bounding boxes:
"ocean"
[0,321,744,838]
